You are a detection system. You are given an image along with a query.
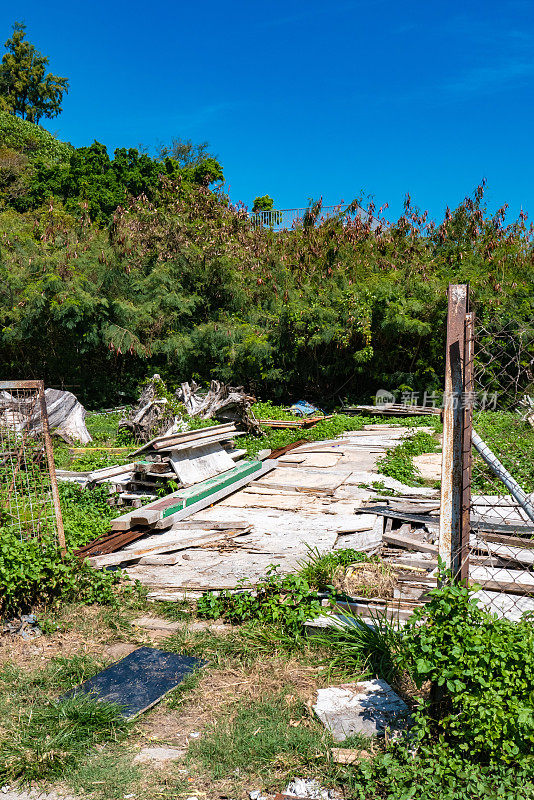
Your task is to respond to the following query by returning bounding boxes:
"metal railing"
[249,204,379,231]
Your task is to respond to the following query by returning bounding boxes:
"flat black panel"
[63,646,204,718]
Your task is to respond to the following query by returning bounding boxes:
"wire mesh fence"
[467,319,534,620]
[0,380,65,549]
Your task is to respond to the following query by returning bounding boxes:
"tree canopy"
[0,22,69,123]
[0,113,532,408]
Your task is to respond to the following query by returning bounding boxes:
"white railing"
[248,203,379,231]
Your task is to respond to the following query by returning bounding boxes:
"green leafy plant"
[377,430,437,486]
[0,530,125,615]
[401,577,534,763]
[196,566,323,633]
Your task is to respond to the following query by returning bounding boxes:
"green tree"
[252,194,274,212]
[0,22,69,123]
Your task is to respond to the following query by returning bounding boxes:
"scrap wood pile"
[59,422,250,508]
[74,458,277,565]
[342,403,441,418]
[356,493,534,604]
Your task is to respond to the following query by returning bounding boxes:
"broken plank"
[89,529,247,568]
[366,505,534,536]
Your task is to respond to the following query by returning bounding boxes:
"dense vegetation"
[0,113,532,408]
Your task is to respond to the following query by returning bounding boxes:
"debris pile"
[176,380,260,433]
[59,422,249,508]
[119,375,179,442]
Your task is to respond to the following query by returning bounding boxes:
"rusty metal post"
[439,284,469,579]
[37,381,66,553]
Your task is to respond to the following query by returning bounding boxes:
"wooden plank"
[90,529,247,568]
[151,460,278,529]
[384,531,438,555]
[130,423,236,456]
[152,425,237,451]
[111,461,265,530]
[156,431,244,453]
[168,442,235,486]
[88,462,136,481]
[365,505,534,536]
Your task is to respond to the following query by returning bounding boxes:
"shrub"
[0,530,124,616]
[401,578,534,763]
[196,566,322,632]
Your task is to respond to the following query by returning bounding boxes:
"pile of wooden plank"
[355,495,534,603]
[77,458,278,564]
[259,415,333,429]
[58,423,248,508]
[341,404,440,418]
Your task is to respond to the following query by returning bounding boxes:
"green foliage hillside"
[0,117,532,407]
[0,109,72,160]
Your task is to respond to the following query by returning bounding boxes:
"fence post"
[439,284,471,579]
[37,381,66,553]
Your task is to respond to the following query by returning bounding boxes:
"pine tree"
[0,22,69,123]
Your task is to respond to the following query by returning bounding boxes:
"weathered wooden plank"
[384,531,438,554]
[168,442,235,486]
[111,460,266,530]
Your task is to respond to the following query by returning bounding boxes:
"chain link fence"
[467,319,534,620]
[0,380,65,548]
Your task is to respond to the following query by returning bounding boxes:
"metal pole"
[439,284,468,579]
[471,429,534,523]
[37,381,66,553]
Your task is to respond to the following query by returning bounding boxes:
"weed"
[313,610,405,686]
[196,566,322,632]
[298,547,371,590]
[0,693,130,783]
[401,577,534,762]
[166,668,204,710]
[156,600,193,621]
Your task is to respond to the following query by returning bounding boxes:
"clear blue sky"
[3,1,534,222]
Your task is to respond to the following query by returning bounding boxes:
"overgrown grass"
[298,546,372,590]
[473,410,534,493]
[0,654,130,784]
[243,412,370,457]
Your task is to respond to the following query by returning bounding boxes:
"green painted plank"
[161,460,262,519]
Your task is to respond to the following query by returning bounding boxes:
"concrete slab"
[313,680,409,740]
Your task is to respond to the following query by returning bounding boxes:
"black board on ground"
[62,646,205,719]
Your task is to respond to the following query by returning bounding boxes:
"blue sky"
[3,1,534,221]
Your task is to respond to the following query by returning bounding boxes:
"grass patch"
[298,546,373,591]
[473,410,534,493]
[188,691,331,784]
[0,694,130,783]
[0,654,130,785]
[312,610,405,687]
[377,429,438,486]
